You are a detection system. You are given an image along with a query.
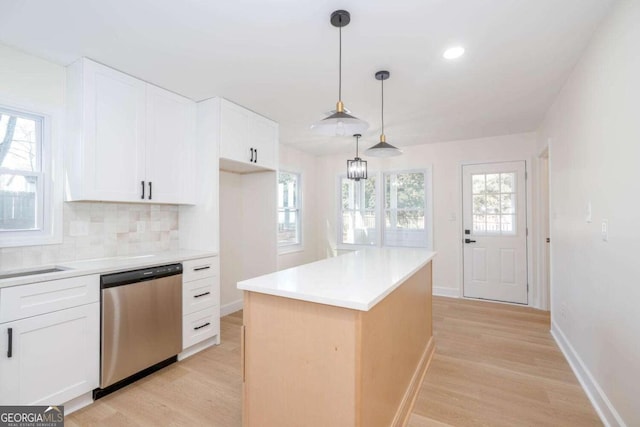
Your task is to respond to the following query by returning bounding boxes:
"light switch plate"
[586,202,592,223]
[601,219,608,242]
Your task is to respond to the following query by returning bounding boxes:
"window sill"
[278,244,304,255]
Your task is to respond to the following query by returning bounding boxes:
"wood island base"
[241,261,434,427]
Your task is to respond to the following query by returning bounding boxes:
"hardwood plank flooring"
[66,297,601,426]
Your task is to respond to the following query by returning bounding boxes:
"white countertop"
[0,249,217,289]
[237,247,436,311]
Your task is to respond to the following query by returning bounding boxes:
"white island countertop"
[237,247,436,311]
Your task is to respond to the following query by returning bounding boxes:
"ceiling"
[0,0,613,156]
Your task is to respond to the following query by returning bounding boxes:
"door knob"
[465,238,476,244]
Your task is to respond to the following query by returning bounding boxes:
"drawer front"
[183,306,220,350]
[183,257,218,282]
[0,275,100,323]
[183,277,219,316]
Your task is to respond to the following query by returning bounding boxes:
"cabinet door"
[249,114,278,170]
[219,99,251,164]
[83,59,146,202]
[146,85,196,204]
[0,303,99,405]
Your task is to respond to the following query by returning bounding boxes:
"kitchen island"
[237,248,436,427]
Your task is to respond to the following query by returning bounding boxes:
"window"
[278,171,301,248]
[0,103,60,247]
[471,172,516,235]
[338,169,432,249]
[339,175,377,246]
[384,171,428,247]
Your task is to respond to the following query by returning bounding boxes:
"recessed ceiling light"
[443,46,465,60]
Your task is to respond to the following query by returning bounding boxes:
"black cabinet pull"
[7,328,13,358]
[250,148,254,162]
[148,181,152,200]
[254,148,258,163]
[194,291,211,298]
[464,238,477,244]
[194,322,210,331]
[141,181,145,199]
[193,266,210,271]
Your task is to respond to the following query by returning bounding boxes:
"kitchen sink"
[0,267,69,280]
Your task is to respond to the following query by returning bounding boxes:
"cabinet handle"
[141,181,145,199]
[254,148,258,163]
[194,322,210,331]
[7,328,12,358]
[193,266,210,271]
[194,291,211,298]
[148,181,152,200]
[250,147,254,162]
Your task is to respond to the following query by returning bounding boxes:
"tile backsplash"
[0,202,179,270]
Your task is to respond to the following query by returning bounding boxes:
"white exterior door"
[462,161,528,304]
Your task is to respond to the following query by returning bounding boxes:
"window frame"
[336,172,381,250]
[0,99,62,248]
[382,168,433,249]
[336,167,433,251]
[277,169,303,254]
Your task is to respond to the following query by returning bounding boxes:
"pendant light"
[365,70,402,157]
[347,134,367,181]
[311,10,369,136]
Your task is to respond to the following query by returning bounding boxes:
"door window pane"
[470,172,517,235]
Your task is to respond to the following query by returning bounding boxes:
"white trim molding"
[551,321,626,427]
[220,299,243,316]
[432,287,460,298]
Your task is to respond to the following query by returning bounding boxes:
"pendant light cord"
[355,135,359,157]
[381,78,385,135]
[338,25,342,102]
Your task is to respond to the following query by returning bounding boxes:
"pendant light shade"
[347,134,367,181]
[311,10,369,136]
[365,70,402,157]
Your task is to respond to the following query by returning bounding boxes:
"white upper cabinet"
[146,85,196,203]
[66,58,196,204]
[218,98,278,172]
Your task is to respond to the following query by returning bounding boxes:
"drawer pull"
[194,322,211,331]
[7,328,13,358]
[193,266,211,272]
[194,291,211,298]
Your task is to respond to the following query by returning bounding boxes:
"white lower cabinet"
[181,256,220,354]
[0,302,99,405]
[183,306,220,349]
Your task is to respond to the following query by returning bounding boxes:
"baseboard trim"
[178,336,217,361]
[433,287,459,298]
[63,391,94,415]
[392,336,436,427]
[551,321,626,427]
[221,299,243,316]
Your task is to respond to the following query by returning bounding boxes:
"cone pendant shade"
[365,70,402,157]
[311,10,369,136]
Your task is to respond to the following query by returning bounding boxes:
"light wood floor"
[66,297,601,426]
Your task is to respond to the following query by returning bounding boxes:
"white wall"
[315,133,539,301]
[278,145,319,270]
[538,0,639,424]
[219,169,277,313]
[219,171,245,308]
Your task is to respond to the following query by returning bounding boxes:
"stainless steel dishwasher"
[95,263,182,399]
